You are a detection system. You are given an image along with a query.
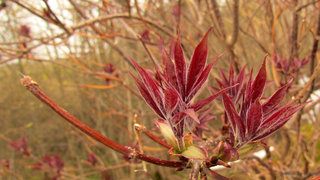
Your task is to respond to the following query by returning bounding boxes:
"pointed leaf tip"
[174,32,187,98]
[262,79,292,115]
[251,58,267,102]
[186,28,213,95]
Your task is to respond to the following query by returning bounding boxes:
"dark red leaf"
[162,49,179,90]
[174,34,187,98]
[222,93,245,142]
[186,55,221,102]
[246,100,262,138]
[10,136,30,156]
[186,28,212,95]
[172,111,187,125]
[130,58,164,112]
[215,78,224,88]
[234,65,246,102]
[250,57,267,102]
[140,29,150,42]
[260,102,296,129]
[262,79,292,116]
[253,102,306,141]
[183,109,199,124]
[164,88,180,114]
[240,70,253,120]
[228,62,235,85]
[190,84,238,111]
[219,69,229,86]
[130,73,165,119]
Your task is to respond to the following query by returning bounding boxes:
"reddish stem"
[135,125,172,149]
[21,76,183,168]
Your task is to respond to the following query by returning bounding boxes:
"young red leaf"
[233,65,246,102]
[219,68,229,86]
[130,73,165,119]
[172,111,188,125]
[246,100,262,137]
[250,57,267,102]
[174,34,187,98]
[190,84,238,112]
[240,70,253,120]
[186,28,212,95]
[186,55,222,102]
[130,58,164,112]
[262,79,292,116]
[260,102,296,129]
[222,93,245,142]
[162,49,179,90]
[164,88,180,114]
[215,78,224,88]
[252,102,306,141]
[183,109,199,124]
[228,62,235,85]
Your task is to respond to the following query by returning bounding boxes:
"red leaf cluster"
[130,28,232,149]
[272,55,309,75]
[222,58,306,148]
[10,136,30,156]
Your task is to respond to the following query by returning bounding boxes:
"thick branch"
[21,76,183,168]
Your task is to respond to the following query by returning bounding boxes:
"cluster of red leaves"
[19,25,31,38]
[33,155,64,180]
[103,63,119,85]
[130,28,232,150]
[272,55,309,75]
[10,136,30,156]
[87,153,98,166]
[212,63,246,104]
[221,58,306,148]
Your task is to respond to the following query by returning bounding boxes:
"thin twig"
[135,124,172,149]
[296,0,320,12]
[133,114,148,172]
[42,0,70,34]
[245,156,277,180]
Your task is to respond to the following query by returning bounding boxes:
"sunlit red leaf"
[190,84,238,111]
[246,100,262,137]
[162,49,179,90]
[253,103,306,141]
[164,88,180,114]
[130,58,164,111]
[262,79,292,116]
[183,109,199,124]
[174,34,187,98]
[130,73,165,119]
[222,93,245,142]
[186,54,221,102]
[186,28,212,95]
[250,57,267,102]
